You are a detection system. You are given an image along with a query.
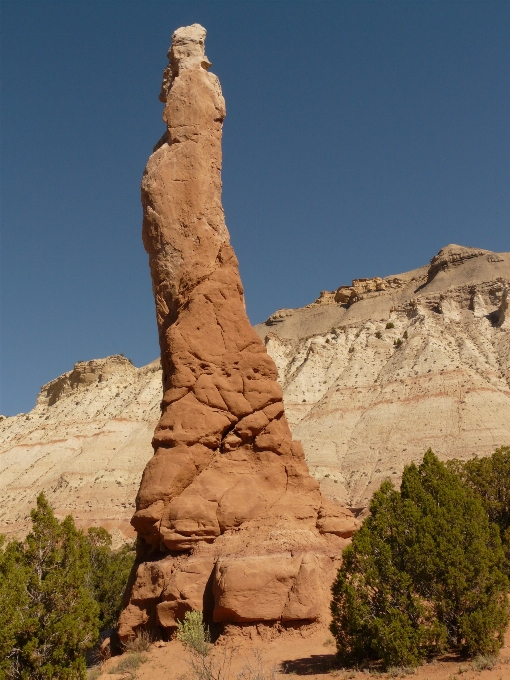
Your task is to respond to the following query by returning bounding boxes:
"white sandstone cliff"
[0,356,161,545]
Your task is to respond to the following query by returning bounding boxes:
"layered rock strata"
[118,25,357,639]
[0,356,160,546]
[257,245,510,507]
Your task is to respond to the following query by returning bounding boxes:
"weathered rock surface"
[257,244,510,508]
[118,24,357,639]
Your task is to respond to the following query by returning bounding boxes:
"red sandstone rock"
[118,24,358,639]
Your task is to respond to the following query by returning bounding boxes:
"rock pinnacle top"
[159,24,213,103]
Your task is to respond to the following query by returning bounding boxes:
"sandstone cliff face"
[257,244,510,508]
[117,24,357,639]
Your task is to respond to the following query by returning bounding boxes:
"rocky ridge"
[257,244,510,507]
[0,356,160,546]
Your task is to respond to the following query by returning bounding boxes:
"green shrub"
[0,535,30,678]
[0,495,137,679]
[330,450,509,669]
[375,331,382,339]
[385,322,395,329]
[176,610,240,680]
[176,610,210,657]
[0,493,100,679]
[85,527,136,630]
[447,447,510,573]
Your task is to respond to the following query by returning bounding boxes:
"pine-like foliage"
[0,493,99,680]
[85,527,135,631]
[330,450,509,669]
[0,537,29,678]
[448,446,510,572]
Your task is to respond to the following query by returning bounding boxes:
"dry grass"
[87,667,102,680]
[471,655,497,672]
[108,651,148,678]
[237,650,278,680]
[123,630,153,653]
[386,667,416,678]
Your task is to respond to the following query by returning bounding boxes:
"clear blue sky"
[1,1,509,416]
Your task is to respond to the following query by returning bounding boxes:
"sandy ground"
[93,623,510,680]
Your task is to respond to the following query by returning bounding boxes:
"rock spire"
[119,24,357,638]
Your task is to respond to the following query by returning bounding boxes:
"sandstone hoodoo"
[118,25,358,639]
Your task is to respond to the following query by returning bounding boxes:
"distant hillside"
[1,245,508,539]
[0,356,161,545]
[255,244,510,507]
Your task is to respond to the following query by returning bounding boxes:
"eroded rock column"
[119,24,357,639]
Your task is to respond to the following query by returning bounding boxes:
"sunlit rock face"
[256,244,510,508]
[1,25,508,639]
[1,256,508,552]
[118,24,357,639]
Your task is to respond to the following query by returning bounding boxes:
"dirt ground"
[93,622,510,680]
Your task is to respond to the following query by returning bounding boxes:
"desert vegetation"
[2,448,510,678]
[85,526,136,631]
[330,449,510,670]
[0,493,135,680]
[447,446,510,574]
[176,610,276,680]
